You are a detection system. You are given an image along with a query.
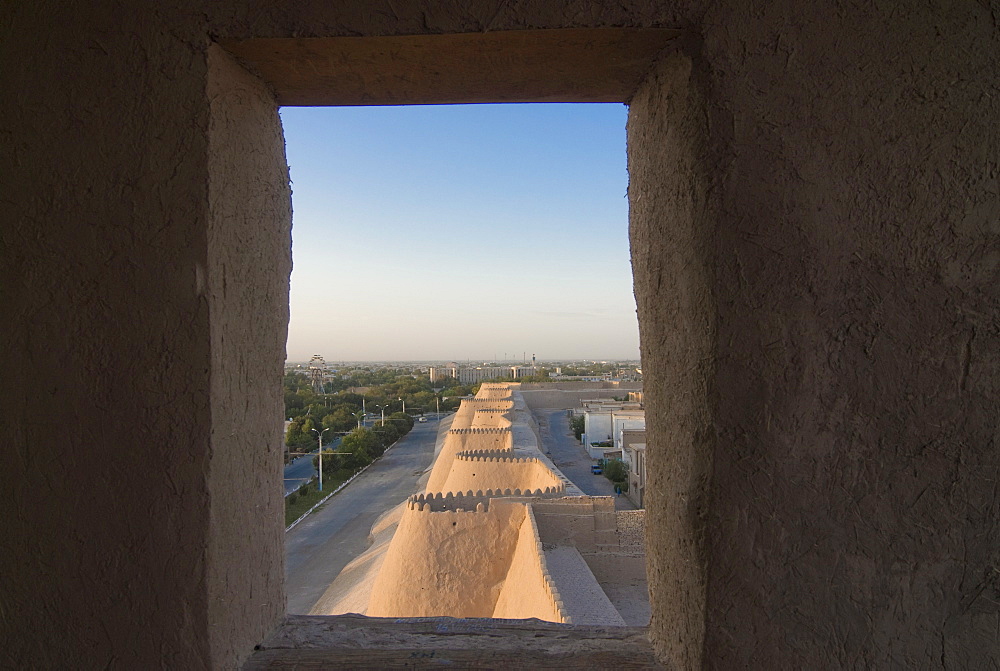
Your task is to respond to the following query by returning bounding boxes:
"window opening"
[278,103,648,626]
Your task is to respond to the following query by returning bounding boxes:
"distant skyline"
[280,103,638,362]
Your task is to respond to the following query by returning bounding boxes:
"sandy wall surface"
[471,410,514,429]
[367,501,526,618]
[440,455,565,496]
[8,4,994,666]
[424,428,512,493]
[205,44,290,665]
[343,385,617,623]
[492,511,563,622]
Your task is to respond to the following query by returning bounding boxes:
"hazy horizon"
[280,103,639,362]
[284,356,641,365]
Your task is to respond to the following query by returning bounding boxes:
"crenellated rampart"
[459,398,514,409]
[366,501,525,618]
[471,409,512,428]
[407,487,565,513]
[492,506,571,623]
[440,450,565,496]
[424,428,514,493]
[447,427,510,435]
[475,384,513,401]
[349,383,631,625]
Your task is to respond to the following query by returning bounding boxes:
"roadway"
[284,419,441,613]
[283,436,342,495]
[533,408,636,511]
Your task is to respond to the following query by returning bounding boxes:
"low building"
[582,408,645,459]
[621,433,646,509]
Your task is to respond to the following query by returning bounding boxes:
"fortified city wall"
[354,383,636,626]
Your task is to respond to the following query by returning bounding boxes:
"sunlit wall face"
[281,103,638,362]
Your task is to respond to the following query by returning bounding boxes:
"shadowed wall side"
[699,3,1000,666]
[0,5,219,667]
[205,44,292,666]
[628,47,715,670]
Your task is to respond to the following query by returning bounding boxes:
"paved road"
[284,420,441,613]
[284,436,343,495]
[534,409,636,511]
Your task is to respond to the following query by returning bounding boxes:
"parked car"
[591,464,603,475]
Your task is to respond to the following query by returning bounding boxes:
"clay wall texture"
[441,453,565,495]
[694,3,1000,668]
[4,1,997,668]
[2,5,218,668]
[492,509,566,622]
[205,44,291,664]
[367,502,526,618]
[629,48,715,669]
[425,429,513,492]
[364,385,597,622]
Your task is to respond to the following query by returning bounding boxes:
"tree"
[569,415,585,441]
[388,411,414,432]
[604,459,628,483]
[337,427,377,470]
[371,421,400,452]
[322,406,358,433]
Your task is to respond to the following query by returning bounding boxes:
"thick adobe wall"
[2,6,295,668]
[205,44,290,665]
[492,508,567,622]
[408,489,563,513]
[366,501,526,618]
[1,6,218,668]
[628,47,714,670]
[690,4,1000,668]
[424,428,513,493]
[471,409,514,428]
[6,1,998,669]
[532,497,620,553]
[476,384,515,400]
[440,453,565,496]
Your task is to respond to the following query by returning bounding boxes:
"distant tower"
[532,353,536,366]
[308,354,326,394]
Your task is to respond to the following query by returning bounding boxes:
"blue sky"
[280,103,638,362]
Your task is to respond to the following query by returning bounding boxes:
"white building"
[582,408,645,459]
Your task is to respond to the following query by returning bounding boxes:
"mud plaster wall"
[492,512,563,621]
[6,1,999,668]
[425,431,511,493]
[696,3,1000,668]
[628,48,714,670]
[0,5,216,668]
[205,44,290,665]
[441,456,563,495]
[367,503,525,618]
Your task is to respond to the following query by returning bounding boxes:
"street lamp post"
[311,427,331,491]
